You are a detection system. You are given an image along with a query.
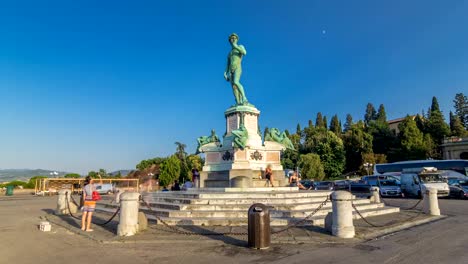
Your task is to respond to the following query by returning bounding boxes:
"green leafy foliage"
[64,173,81,178]
[342,121,373,172]
[398,116,427,160]
[303,128,345,178]
[453,93,468,129]
[159,155,181,187]
[136,157,166,170]
[298,153,325,181]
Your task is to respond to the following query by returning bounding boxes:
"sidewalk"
[44,208,444,246]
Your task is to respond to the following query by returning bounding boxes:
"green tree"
[303,128,345,178]
[376,104,387,123]
[98,169,108,178]
[364,103,377,125]
[87,171,99,178]
[398,116,427,160]
[367,119,395,156]
[281,149,300,170]
[426,96,450,145]
[414,114,426,134]
[64,173,81,178]
[136,157,166,170]
[159,155,181,187]
[329,114,342,135]
[298,153,325,180]
[187,154,204,180]
[453,93,468,129]
[175,142,189,182]
[296,123,302,135]
[450,111,467,137]
[26,176,48,189]
[344,114,353,132]
[342,121,373,172]
[323,116,328,130]
[315,112,324,128]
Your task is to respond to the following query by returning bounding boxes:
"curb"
[358,215,447,241]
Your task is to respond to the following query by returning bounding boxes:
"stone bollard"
[56,189,77,215]
[117,192,140,236]
[331,191,355,238]
[114,189,122,204]
[423,188,440,216]
[370,187,381,203]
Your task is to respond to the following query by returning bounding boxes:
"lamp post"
[363,163,373,176]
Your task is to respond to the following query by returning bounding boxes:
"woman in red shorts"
[81,176,96,231]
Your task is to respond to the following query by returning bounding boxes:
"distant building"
[441,137,468,160]
[387,116,416,135]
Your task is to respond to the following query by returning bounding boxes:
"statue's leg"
[232,69,247,104]
[231,83,241,105]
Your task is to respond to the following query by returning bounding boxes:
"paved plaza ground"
[1,194,467,264]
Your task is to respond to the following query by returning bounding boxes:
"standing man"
[224,33,248,105]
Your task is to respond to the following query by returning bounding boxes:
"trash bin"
[6,185,14,196]
[248,203,270,249]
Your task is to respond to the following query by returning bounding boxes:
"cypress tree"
[308,119,313,128]
[427,96,450,144]
[376,104,387,123]
[323,116,328,129]
[431,96,440,112]
[364,103,377,125]
[344,114,353,132]
[296,123,301,136]
[450,111,467,137]
[453,93,468,129]
[315,112,324,128]
[330,114,342,135]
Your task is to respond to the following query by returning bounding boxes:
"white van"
[400,167,449,198]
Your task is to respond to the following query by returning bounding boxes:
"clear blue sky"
[1,0,466,174]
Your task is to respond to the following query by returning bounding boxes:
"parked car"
[378,179,403,197]
[448,179,468,199]
[94,183,116,195]
[314,181,334,191]
[334,180,351,190]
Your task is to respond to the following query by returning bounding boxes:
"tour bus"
[374,160,468,177]
[400,167,450,198]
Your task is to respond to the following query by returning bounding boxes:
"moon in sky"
[322,30,326,34]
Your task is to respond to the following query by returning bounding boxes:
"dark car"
[334,180,351,190]
[314,181,334,191]
[448,179,468,199]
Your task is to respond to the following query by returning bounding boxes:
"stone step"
[143,190,332,199]
[96,204,399,227]
[141,196,335,205]
[145,215,290,226]
[139,198,363,211]
[136,200,374,218]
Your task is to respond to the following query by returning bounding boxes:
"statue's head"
[228,33,239,43]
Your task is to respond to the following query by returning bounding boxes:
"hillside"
[0,169,67,183]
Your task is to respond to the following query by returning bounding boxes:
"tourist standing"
[81,176,96,231]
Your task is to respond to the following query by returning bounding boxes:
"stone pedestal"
[331,191,355,238]
[117,192,140,236]
[56,189,77,215]
[199,104,287,188]
[423,188,440,216]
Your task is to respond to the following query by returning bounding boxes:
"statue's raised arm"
[224,33,248,105]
